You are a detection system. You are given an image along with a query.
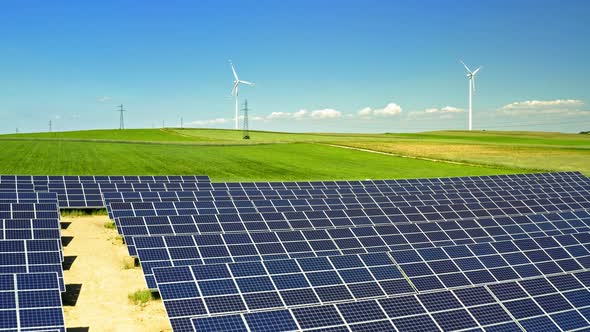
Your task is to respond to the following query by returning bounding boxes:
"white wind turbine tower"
[230,61,255,130]
[460,60,482,131]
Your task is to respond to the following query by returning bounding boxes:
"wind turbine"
[460,60,482,131]
[230,61,254,130]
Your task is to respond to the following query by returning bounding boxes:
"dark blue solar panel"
[0,273,65,332]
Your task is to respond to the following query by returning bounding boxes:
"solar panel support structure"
[117,104,125,130]
[242,99,250,139]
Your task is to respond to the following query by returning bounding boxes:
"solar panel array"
[0,175,211,208]
[0,173,214,330]
[98,171,590,331]
[0,188,65,331]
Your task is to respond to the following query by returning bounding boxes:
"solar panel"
[138,226,590,289]
[0,171,584,186]
[0,272,66,332]
[0,175,211,183]
[0,203,60,220]
[103,175,590,205]
[8,171,579,331]
[0,183,35,192]
[48,182,217,208]
[107,187,590,225]
[199,172,590,191]
[0,239,64,291]
[120,209,590,257]
[102,179,590,208]
[56,172,590,208]
[0,191,58,204]
[0,219,61,240]
[190,270,590,332]
[169,272,590,332]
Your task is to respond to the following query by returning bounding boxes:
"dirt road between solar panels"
[61,215,171,331]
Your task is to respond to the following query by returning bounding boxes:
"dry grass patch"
[341,141,590,175]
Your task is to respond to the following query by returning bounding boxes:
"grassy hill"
[0,129,588,180]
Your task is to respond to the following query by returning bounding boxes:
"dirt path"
[61,215,171,332]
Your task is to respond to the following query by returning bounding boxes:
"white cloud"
[498,99,587,116]
[500,99,583,110]
[358,107,373,117]
[408,105,464,118]
[98,96,112,103]
[440,106,464,113]
[267,112,292,120]
[357,102,402,118]
[189,118,229,126]
[310,109,341,119]
[292,110,308,119]
[263,109,340,121]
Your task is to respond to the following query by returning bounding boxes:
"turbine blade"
[460,60,472,73]
[472,66,482,75]
[239,80,255,86]
[230,61,239,80]
[472,77,476,93]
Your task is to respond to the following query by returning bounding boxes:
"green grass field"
[0,129,588,180]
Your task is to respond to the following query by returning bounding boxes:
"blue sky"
[0,0,589,133]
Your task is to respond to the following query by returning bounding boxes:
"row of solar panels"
[0,171,581,184]
[0,196,66,331]
[0,175,210,183]
[0,171,587,209]
[101,172,590,331]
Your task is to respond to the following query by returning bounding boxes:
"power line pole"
[117,105,125,130]
[49,120,52,133]
[242,99,250,139]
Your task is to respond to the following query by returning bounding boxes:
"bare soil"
[61,215,171,332]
